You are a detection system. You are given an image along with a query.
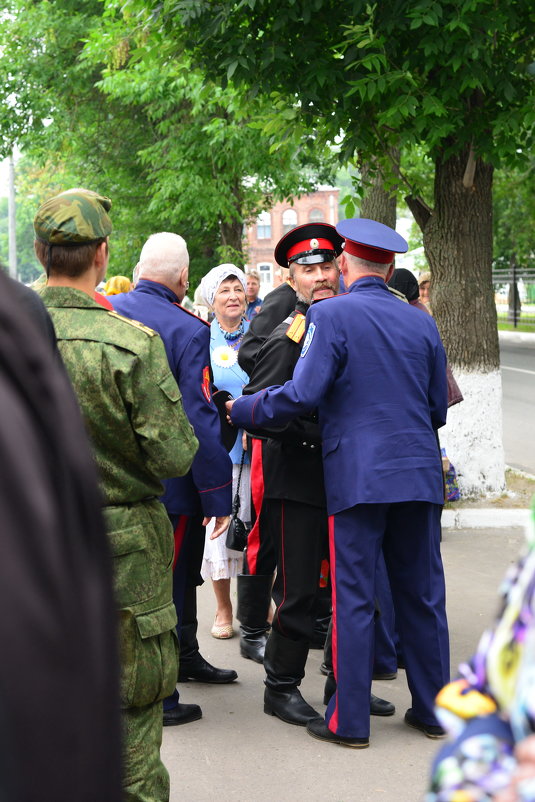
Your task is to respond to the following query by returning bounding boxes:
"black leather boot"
[323,674,395,716]
[178,622,238,683]
[264,687,319,726]
[263,629,319,725]
[237,574,272,663]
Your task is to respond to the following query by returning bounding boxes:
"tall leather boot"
[263,629,319,726]
[237,573,272,664]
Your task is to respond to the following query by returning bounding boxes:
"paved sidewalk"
[162,525,527,802]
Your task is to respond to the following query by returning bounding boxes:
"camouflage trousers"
[122,702,169,802]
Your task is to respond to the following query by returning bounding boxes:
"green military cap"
[34,188,112,245]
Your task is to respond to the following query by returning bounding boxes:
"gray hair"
[137,232,189,283]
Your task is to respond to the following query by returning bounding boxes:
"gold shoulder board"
[285,313,306,343]
[107,310,157,336]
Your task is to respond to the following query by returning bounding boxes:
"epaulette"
[387,287,409,303]
[107,310,157,336]
[285,312,306,343]
[172,302,210,326]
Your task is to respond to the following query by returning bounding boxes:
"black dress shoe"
[404,708,445,739]
[306,717,369,748]
[319,661,330,676]
[163,702,202,726]
[370,693,395,716]
[178,655,238,684]
[264,686,319,726]
[323,676,395,716]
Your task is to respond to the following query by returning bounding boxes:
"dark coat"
[244,301,325,508]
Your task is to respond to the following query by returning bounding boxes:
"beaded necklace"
[218,318,245,351]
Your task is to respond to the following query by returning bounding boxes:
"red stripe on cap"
[287,237,335,260]
[343,240,394,263]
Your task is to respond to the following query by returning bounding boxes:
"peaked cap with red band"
[275,223,344,268]
[336,218,408,264]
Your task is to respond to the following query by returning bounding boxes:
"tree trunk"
[360,155,398,228]
[220,218,245,262]
[408,144,504,496]
[422,147,498,370]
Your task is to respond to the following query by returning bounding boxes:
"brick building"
[244,186,339,293]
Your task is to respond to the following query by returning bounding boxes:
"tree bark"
[360,155,398,228]
[220,218,245,260]
[418,145,498,371]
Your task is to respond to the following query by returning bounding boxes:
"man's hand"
[225,399,235,424]
[203,515,230,540]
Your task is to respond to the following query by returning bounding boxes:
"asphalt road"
[500,337,535,474]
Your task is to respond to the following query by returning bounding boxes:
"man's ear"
[339,252,349,276]
[95,240,108,268]
[385,263,395,283]
[179,266,189,288]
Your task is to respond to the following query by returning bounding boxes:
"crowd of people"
[1,185,532,802]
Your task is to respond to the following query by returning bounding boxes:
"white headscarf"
[199,263,247,308]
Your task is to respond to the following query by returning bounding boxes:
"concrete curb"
[442,508,531,530]
[499,330,535,343]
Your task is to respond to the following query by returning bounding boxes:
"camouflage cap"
[34,188,112,245]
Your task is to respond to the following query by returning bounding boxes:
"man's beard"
[296,281,339,306]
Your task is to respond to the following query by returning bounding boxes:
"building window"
[256,211,271,240]
[257,263,273,287]
[282,208,298,234]
[309,207,324,223]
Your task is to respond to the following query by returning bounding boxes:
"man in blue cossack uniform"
[112,232,236,727]
[228,218,450,748]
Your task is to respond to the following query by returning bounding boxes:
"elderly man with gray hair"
[111,232,237,728]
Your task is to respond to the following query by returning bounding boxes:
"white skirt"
[200,462,251,581]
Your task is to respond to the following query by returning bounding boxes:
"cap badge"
[310,238,319,249]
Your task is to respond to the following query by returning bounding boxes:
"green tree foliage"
[166,0,535,369]
[0,0,337,288]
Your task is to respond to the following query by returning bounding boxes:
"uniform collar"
[348,275,389,293]
[41,286,103,309]
[135,278,180,304]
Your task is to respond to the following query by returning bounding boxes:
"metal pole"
[8,154,17,281]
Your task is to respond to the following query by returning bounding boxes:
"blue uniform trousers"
[326,501,449,738]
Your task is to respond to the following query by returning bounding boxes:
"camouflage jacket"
[42,286,199,707]
[41,286,198,507]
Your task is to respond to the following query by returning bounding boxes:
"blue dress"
[201,317,251,579]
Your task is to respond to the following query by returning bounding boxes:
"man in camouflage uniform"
[34,189,199,802]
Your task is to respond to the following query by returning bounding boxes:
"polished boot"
[178,622,238,683]
[263,629,318,725]
[237,574,272,664]
[264,687,319,726]
[323,673,395,715]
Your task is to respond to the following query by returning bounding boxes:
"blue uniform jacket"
[231,276,447,515]
[112,279,232,517]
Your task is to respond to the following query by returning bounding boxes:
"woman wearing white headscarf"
[199,264,251,638]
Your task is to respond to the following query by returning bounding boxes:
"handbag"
[225,450,250,552]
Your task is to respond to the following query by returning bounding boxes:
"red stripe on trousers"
[172,515,188,571]
[328,514,339,733]
[246,438,265,575]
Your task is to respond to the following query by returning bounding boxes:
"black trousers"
[263,497,328,643]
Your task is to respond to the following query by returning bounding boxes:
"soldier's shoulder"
[107,309,158,337]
